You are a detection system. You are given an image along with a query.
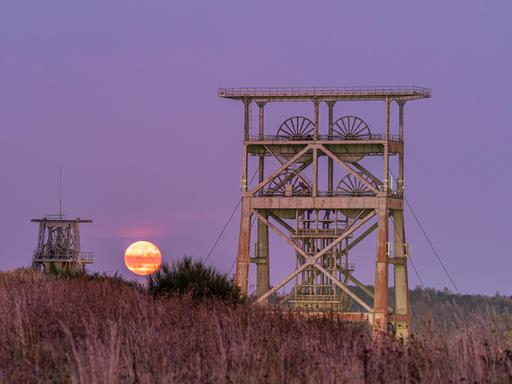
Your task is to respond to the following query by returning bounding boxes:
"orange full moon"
[124,241,162,276]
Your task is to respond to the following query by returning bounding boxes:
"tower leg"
[373,202,389,335]
[392,209,409,338]
[235,198,251,295]
[256,209,270,301]
[326,101,335,192]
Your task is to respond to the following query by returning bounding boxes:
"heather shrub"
[147,257,242,303]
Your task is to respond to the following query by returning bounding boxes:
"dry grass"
[0,269,511,383]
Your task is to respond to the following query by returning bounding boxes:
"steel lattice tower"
[219,87,430,337]
[31,216,93,273]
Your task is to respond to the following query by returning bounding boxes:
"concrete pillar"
[373,200,389,335]
[235,199,251,295]
[392,209,409,338]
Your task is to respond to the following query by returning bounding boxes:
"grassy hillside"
[0,269,511,383]
[409,287,512,334]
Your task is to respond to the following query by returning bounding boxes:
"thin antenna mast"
[59,166,63,219]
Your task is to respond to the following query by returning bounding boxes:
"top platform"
[31,216,93,223]
[218,86,431,102]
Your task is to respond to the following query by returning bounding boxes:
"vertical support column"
[398,100,405,141]
[237,99,252,295]
[236,200,251,295]
[397,101,406,193]
[392,209,409,338]
[313,98,319,140]
[312,147,318,197]
[373,201,389,335]
[241,145,248,192]
[243,99,251,141]
[257,101,265,140]
[255,101,270,300]
[326,101,335,192]
[241,100,251,192]
[257,101,266,183]
[383,97,390,193]
[256,209,270,299]
[74,221,81,267]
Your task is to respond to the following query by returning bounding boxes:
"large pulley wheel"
[333,116,371,140]
[264,170,311,196]
[337,172,378,218]
[336,172,378,196]
[276,116,314,140]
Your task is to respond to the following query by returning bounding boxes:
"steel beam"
[314,263,371,312]
[392,209,409,338]
[249,145,311,195]
[373,200,389,334]
[326,101,335,192]
[218,86,432,102]
[256,210,270,300]
[263,145,312,192]
[383,97,390,192]
[397,100,406,192]
[267,211,295,233]
[313,99,319,140]
[243,99,251,141]
[255,101,270,300]
[255,210,376,304]
[352,162,382,187]
[235,200,252,294]
[318,145,379,194]
[312,148,318,197]
[249,196,403,210]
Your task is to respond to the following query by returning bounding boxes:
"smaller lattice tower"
[31,216,93,273]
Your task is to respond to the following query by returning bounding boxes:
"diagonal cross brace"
[352,162,382,188]
[250,145,311,195]
[318,144,379,194]
[267,211,295,234]
[264,145,312,192]
[254,209,377,304]
[253,211,309,259]
[314,263,372,312]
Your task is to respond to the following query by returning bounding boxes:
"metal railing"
[317,191,377,197]
[218,86,431,98]
[294,228,348,236]
[257,190,403,198]
[44,213,67,220]
[258,191,313,197]
[80,252,94,262]
[32,251,94,263]
[247,133,401,142]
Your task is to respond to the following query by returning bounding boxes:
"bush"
[147,257,242,303]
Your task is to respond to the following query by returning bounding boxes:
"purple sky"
[1,1,511,295]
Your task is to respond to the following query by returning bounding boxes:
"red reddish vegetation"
[0,269,511,383]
